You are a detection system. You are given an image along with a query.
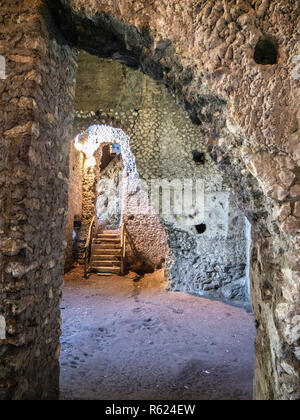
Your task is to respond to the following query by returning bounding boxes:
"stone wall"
[96,155,124,226]
[65,144,84,271]
[0,0,77,399]
[72,52,249,301]
[167,196,249,301]
[96,153,169,269]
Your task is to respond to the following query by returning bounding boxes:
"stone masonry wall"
[65,144,83,272]
[0,0,76,399]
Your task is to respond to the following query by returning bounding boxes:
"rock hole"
[192,150,206,165]
[195,224,207,234]
[254,37,278,65]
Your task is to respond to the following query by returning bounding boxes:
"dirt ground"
[60,267,255,400]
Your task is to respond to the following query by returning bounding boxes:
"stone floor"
[60,267,256,400]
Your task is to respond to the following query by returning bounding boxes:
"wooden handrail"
[84,216,96,279]
[120,223,126,275]
[85,216,95,248]
[124,223,140,258]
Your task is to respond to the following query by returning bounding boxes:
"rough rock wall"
[0,0,76,399]
[168,195,249,301]
[73,52,249,300]
[123,174,170,269]
[48,0,300,400]
[65,144,84,271]
[96,153,169,268]
[96,155,124,226]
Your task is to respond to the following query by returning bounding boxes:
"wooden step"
[97,234,120,239]
[90,260,121,267]
[92,248,121,256]
[92,254,121,261]
[90,266,121,274]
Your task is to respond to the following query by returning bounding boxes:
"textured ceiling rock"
[49,0,300,240]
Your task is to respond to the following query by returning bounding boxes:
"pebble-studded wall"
[69,51,250,303]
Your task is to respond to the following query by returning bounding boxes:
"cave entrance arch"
[96,141,124,228]
[60,48,256,399]
[68,123,170,275]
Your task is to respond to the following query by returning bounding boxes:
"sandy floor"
[60,267,255,400]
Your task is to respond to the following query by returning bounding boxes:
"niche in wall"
[192,150,206,165]
[195,223,207,234]
[254,37,278,65]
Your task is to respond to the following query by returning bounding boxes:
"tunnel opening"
[60,53,254,400]
[192,150,206,165]
[68,123,169,278]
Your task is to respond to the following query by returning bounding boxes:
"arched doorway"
[60,57,255,399]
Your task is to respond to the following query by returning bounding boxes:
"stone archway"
[67,124,169,272]
[0,0,299,400]
[73,51,251,302]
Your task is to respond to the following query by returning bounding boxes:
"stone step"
[100,230,121,235]
[96,273,112,277]
[94,243,121,249]
[90,266,121,274]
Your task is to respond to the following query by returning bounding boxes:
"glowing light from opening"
[74,125,137,174]
[74,125,140,225]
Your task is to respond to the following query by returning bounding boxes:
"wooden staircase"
[90,229,122,275]
[84,218,139,278]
